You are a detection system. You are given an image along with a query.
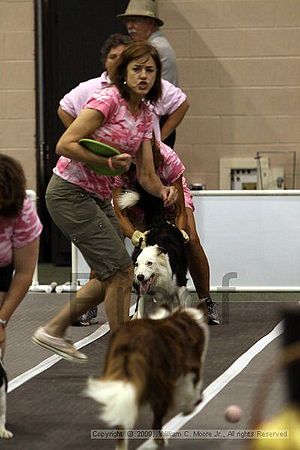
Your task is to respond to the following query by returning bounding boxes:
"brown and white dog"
[85,306,209,450]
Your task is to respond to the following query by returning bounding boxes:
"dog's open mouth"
[139,274,155,295]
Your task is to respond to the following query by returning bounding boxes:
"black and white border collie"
[118,185,189,318]
[85,305,209,450]
[0,350,12,439]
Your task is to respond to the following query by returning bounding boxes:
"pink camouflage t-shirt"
[114,141,194,210]
[59,72,187,141]
[54,85,153,199]
[0,197,43,267]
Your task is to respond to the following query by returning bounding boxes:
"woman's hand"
[161,186,178,207]
[0,239,39,327]
[109,153,132,172]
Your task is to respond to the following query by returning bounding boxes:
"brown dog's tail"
[85,352,147,430]
[85,378,137,430]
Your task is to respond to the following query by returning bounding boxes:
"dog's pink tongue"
[139,278,152,295]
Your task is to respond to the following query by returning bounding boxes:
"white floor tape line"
[8,304,136,393]
[136,320,284,449]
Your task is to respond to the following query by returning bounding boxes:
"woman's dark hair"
[0,153,26,217]
[111,41,162,104]
[100,33,132,65]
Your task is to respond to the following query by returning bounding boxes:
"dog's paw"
[131,312,138,321]
[182,406,195,416]
[182,394,203,416]
[0,426,13,439]
[156,437,168,447]
[194,392,204,407]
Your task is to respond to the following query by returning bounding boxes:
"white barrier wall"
[26,190,54,293]
[192,190,300,291]
[72,190,300,292]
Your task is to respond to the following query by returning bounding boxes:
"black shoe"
[71,307,98,327]
[205,298,220,325]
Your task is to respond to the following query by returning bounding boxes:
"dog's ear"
[157,246,167,255]
[131,246,142,263]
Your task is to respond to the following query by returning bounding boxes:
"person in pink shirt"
[0,154,42,355]
[113,140,220,325]
[57,33,188,326]
[32,42,178,363]
[58,34,131,128]
[58,34,189,145]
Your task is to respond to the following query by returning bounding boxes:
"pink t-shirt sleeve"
[12,198,43,249]
[59,78,103,118]
[158,142,185,184]
[153,80,187,117]
[59,91,77,118]
[84,87,118,122]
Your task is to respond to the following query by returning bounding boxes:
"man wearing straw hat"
[118,0,178,86]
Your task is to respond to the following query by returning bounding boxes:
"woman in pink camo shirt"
[32,42,177,363]
[0,154,42,354]
[57,33,189,327]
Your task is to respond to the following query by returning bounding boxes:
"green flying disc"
[79,138,124,176]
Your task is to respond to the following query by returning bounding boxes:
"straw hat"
[117,0,164,27]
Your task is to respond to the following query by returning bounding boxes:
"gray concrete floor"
[2,292,299,450]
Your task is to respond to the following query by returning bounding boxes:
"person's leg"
[71,270,99,327]
[185,208,220,325]
[44,277,106,337]
[33,263,133,362]
[0,291,12,438]
[73,193,135,327]
[33,176,133,360]
[0,265,14,358]
[185,208,210,299]
[103,265,133,331]
[44,265,133,336]
[0,293,6,358]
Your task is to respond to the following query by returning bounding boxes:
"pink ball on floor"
[224,405,242,423]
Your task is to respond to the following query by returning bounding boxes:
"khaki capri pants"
[45,175,132,281]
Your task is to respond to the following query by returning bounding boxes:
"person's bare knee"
[106,264,133,289]
[104,265,133,331]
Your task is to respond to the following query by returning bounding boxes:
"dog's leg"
[177,286,189,307]
[190,323,209,411]
[195,321,209,404]
[175,373,198,416]
[137,293,155,318]
[0,384,13,439]
[131,294,140,320]
[115,426,128,450]
[151,404,168,448]
[137,295,145,318]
